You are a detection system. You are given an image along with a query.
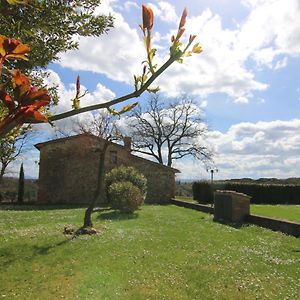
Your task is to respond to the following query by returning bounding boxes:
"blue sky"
[8,0,300,181]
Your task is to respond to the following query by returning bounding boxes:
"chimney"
[124,137,132,152]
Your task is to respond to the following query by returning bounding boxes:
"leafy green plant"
[192,181,214,204]
[192,181,300,204]
[108,181,144,213]
[105,166,147,196]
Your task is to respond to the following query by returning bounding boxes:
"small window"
[110,151,117,164]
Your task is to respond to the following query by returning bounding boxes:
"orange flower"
[0,35,31,64]
[142,5,154,30]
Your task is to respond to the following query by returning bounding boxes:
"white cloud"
[240,0,300,66]
[234,96,249,104]
[173,119,300,180]
[155,8,268,99]
[44,70,115,113]
[274,57,288,70]
[148,1,178,24]
[123,1,139,11]
[56,0,299,103]
[58,2,145,84]
[155,0,300,100]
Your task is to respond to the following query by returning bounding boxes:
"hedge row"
[192,181,300,204]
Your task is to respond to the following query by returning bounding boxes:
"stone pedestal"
[214,190,250,223]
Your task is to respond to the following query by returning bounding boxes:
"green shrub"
[105,166,147,195]
[192,181,214,204]
[108,181,144,213]
[192,181,300,205]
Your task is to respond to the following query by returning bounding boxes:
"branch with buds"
[0,4,203,139]
[71,75,88,109]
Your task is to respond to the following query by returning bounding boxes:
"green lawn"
[0,205,299,299]
[251,205,300,223]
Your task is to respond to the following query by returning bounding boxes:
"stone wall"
[245,214,300,238]
[128,156,176,203]
[37,135,177,204]
[38,135,100,204]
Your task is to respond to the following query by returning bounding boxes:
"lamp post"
[206,167,218,184]
[206,167,218,207]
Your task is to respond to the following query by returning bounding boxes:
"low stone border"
[170,199,214,214]
[171,199,300,238]
[245,214,300,238]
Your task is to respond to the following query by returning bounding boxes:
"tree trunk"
[0,163,7,185]
[83,142,108,228]
[167,150,172,167]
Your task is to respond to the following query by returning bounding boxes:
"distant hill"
[218,178,300,185]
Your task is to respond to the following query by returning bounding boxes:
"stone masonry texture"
[35,134,179,204]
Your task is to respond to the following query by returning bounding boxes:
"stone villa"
[35,134,179,204]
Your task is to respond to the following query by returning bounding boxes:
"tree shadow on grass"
[97,209,138,221]
[0,238,72,267]
[32,238,71,255]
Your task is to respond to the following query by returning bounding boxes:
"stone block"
[214,190,250,223]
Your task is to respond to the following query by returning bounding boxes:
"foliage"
[108,181,144,213]
[105,165,147,196]
[0,0,114,70]
[192,181,214,204]
[0,205,299,299]
[0,0,114,106]
[192,181,300,205]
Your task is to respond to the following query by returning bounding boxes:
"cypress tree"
[17,163,24,204]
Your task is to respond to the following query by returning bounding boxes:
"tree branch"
[49,57,176,122]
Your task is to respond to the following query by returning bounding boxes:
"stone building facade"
[35,134,179,204]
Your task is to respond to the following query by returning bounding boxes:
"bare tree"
[127,94,212,167]
[75,112,121,228]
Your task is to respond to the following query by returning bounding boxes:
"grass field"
[251,205,300,223]
[0,204,299,299]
